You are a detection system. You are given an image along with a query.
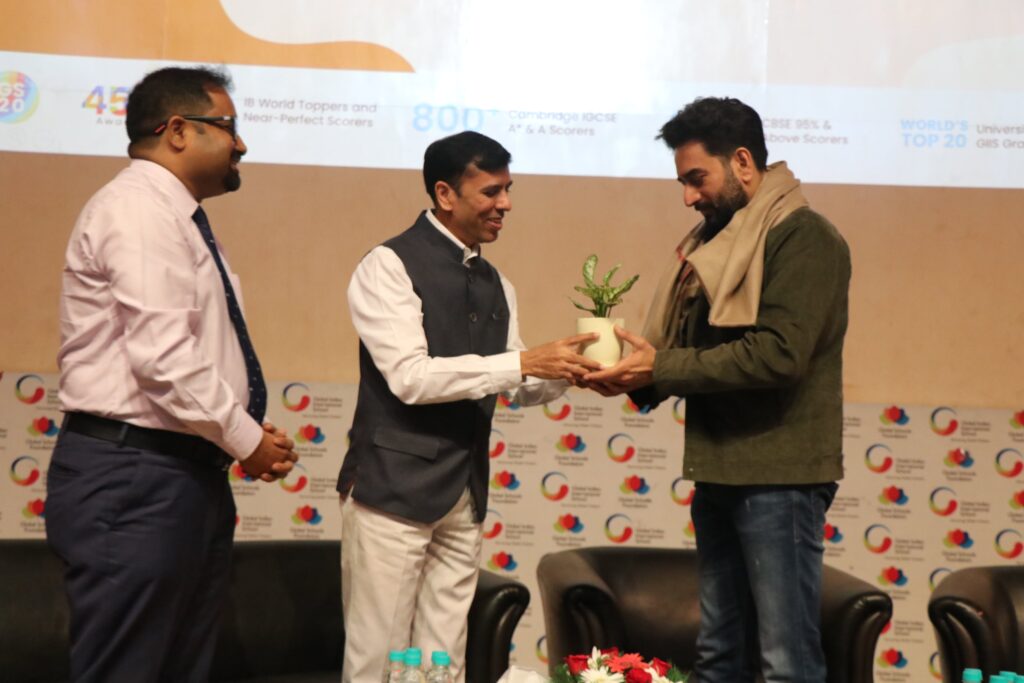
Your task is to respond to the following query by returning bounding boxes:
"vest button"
[469,312,478,322]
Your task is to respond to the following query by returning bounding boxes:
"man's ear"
[434,181,457,211]
[731,147,758,184]
[166,116,189,152]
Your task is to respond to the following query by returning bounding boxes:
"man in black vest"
[338,132,598,683]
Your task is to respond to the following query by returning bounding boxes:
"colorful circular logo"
[543,400,571,421]
[930,407,958,436]
[877,648,907,668]
[995,448,1024,478]
[281,382,311,412]
[928,567,952,591]
[621,397,650,415]
[605,433,635,463]
[995,529,1024,559]
[279,463,308,493]
[14,374,45,404]
[483,508,504,539]
[229,462,255,482]
[944,447,974,469]
[604,513,633,543]
[9,455,41,486]
[0,72,40,124]
[928,652,942,680]
[540,471,569,501]
[672,398,685,425]
[27,416,59,437]
[554,514,584,534]
[295,424,325,444]
[878,566,907,587]
[497,394,521,410]
[824,523,843,543]
[879,486,908,506]
[491,470,520,490]
[620,475,649,495]
[670,477,694,505]
[535,636,548,665]
[943,528,973,549]
[864,444,893,473]
[22,498,45,519]
[292,505,322,525]
[556,433,586,453]
[1011,410,1024,430]
[489,429,506,458]
[864,524,893,553]
[488,551,517,571]
[880,405,909,426]
[928,487,958,516]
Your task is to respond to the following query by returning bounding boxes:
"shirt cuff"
[223,413,265,461]
[492,350,527,393]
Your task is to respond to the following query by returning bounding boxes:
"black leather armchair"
[928,566,1024,683]
[0,539,529,683]
[537,547,891,683]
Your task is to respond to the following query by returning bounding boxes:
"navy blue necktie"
[192,206,267,422]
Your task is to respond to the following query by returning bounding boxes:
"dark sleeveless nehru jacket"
[336,212,510,523]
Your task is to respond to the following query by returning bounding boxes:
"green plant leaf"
[571,299,597,315]
[582,254,598,288]
[602,264,620,285]
[610,273,640,299]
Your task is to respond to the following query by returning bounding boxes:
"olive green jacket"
[635,207,851,485]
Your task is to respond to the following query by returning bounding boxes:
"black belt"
[62,413,233,471]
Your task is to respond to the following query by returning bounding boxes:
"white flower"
[580,668,625,683]
[586,647,604,671]
[645,668,671,683]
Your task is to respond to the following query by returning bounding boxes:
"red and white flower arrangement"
[551,647,688,683]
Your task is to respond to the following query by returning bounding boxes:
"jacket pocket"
[372,428,441,461]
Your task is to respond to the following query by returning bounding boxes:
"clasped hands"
[241,421,300,483]
[520,326,656,396]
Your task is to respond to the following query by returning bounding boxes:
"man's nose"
[683,185,699,207]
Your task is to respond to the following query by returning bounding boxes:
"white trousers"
[340,489,482,683]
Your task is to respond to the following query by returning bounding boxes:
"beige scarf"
[642,162,808,349]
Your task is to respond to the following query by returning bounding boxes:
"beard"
[222,152,243,192]
[223,169,241,192]
[696,167,748,240]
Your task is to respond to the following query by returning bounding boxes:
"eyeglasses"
[151,115,238,141]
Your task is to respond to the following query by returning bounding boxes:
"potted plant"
[572,254,639,367]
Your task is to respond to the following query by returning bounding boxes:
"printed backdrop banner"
[2,370,1023,681]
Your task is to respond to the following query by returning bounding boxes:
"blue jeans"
[691,482,837,683]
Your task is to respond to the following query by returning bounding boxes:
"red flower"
[649,658,670,676]
[601,647,620,658]
[566,655,589,675]
[626,669,652,683]
[609,653,646,673]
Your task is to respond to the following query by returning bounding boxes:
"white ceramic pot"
[576,317,624,367]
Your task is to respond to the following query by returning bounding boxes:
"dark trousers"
[45,430,236,683]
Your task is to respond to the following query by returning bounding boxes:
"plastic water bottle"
[400,648,427,683]
[426,651,454,683]
[383,650,405,683]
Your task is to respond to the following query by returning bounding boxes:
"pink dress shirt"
[58,159,262,460]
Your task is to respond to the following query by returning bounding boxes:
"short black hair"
[658,97,768,170]
[422,132,511,202]
[125,66,233,146]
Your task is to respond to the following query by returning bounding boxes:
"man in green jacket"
[585,97,850,683]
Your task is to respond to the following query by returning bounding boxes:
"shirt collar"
[129,158,200,222]
[425,209,480,266]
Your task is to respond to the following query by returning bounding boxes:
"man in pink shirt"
[46,66,297,682]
